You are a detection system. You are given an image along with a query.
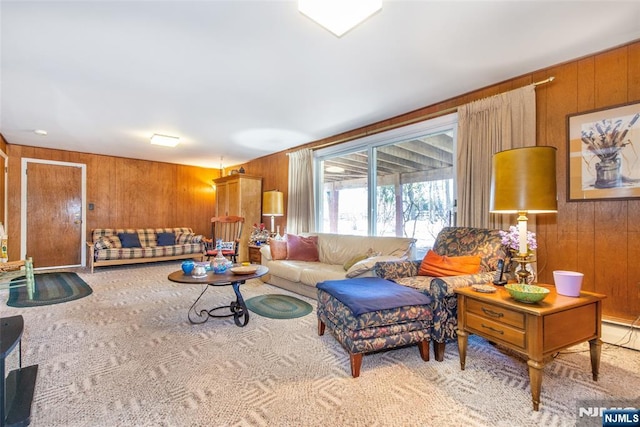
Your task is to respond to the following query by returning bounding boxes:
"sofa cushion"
[300,264,348,286]
[316,233,416,265]
[157,232,175,246]
[418,250,481,277]
[286,234,319,261]
[118,232,141,248]
[137,229,158,247]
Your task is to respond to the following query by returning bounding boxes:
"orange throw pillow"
[418,250,481,277]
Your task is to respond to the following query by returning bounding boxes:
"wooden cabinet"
[214,174,262,263]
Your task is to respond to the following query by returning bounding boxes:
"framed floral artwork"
[567,101,640,201]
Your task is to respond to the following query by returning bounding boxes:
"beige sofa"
[259,233,416,299]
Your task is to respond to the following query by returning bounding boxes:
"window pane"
[320,150,369,235]
[375,132,454,258]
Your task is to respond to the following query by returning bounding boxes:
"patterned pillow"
[108,235,122,248]
[94,236,113,250]
[176,233,203,244]
[346,255,405,278]
[176,232,195,244]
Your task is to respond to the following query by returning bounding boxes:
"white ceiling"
[2,1,640,169]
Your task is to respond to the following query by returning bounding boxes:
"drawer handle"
[482,308,504,318]
[481,324,504,335]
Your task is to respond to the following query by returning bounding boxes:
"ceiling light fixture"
[298,0,382,37]
[150,134,180,147]
[34,129,48,136]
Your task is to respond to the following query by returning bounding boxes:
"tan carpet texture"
[2,261,639,426]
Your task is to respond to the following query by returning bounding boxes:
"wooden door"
[26,162,82,267]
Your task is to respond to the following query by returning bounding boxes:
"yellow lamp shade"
[490,146,558,214]
[263,191,284,216]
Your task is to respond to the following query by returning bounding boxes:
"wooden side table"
[248,245,262,264]
[454,285,606,411]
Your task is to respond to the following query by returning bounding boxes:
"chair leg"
[317,319,325,336]
[433,341,445,362]
[349,353,363,378]
[418,340,430,361]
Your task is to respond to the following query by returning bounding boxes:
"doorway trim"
[20,158,87,268]
[0,148,7,230]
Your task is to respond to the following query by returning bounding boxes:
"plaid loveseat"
[374,227,505,361]
[88,227,204,273]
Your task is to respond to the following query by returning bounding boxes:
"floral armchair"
[374,227,505,361]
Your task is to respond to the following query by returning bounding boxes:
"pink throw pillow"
[270,240,288,260]
[285,234,319,261]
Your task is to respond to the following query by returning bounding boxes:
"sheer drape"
[286,148,315,234]
[457,85,536,229]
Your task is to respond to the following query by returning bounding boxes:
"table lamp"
[490,146,557,284]
[262,190,284,235]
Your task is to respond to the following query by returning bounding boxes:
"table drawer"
[466,312,526,349]
[467,298,525,329]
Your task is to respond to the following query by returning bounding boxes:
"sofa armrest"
[374,260,421,280]
[429,272,497,298]
[259,245,273,261]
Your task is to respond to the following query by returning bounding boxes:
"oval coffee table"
[168,265,268,327]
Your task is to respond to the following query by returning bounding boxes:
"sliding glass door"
[315,113,457,257]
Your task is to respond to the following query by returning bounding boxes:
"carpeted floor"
[1,261,638,427]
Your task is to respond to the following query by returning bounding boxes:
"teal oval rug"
[245,294,313,319]
[8,272,93,307]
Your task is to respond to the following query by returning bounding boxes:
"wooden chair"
[203,216,244,263]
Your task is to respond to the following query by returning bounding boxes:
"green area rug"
[245,294,313,319]
[7,272,93,307]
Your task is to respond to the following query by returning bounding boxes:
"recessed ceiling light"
[299,0,382,37]
[150,134,180,147]
[326,166,345,173]
[34,129,48,136]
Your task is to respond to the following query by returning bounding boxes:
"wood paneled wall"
[5,144,220,261]
[240,40,640,322]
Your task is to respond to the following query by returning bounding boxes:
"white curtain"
[457,85,536,229]
[287,148,315,234]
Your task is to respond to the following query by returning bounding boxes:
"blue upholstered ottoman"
[316,277,432,377]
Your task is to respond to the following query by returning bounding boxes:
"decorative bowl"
[504,284,550,304]
[230,266,258,275]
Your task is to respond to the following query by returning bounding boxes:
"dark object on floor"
[7,272,93,307]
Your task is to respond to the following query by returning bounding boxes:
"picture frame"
[567,101,640,201]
